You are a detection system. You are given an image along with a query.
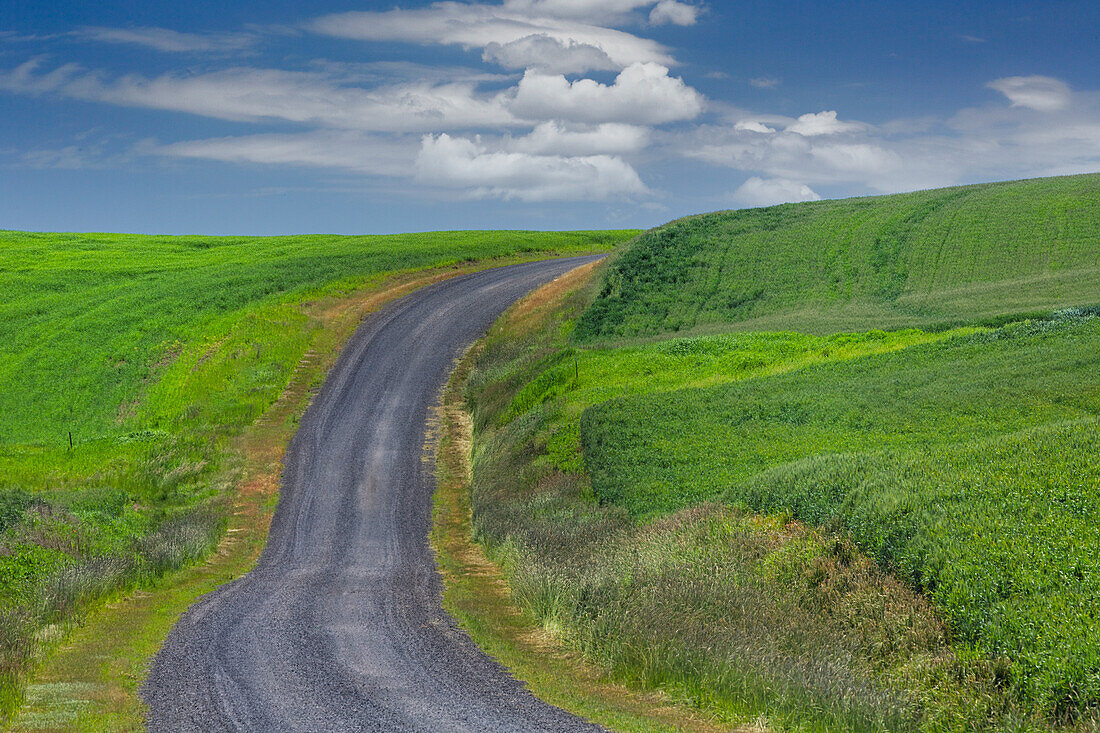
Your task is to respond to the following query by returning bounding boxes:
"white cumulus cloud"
[734,119,776,134]
[732,177,822,207]
[508,121,650,155]
[988,75,1072,111]
[482,34,617,74]
[416,132,648,201]
[15,4,1096,213]
[510,62,704,125]
[649,1,699,26]
[785,110,864,136]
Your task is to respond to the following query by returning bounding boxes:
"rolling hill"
[577,173,1100,341]
[465,173,1100,730]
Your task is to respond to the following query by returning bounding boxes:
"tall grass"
[460,175,1100,728]
[0,500,223,714]
[729,419,1100,722]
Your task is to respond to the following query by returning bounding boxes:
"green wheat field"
[467,173,1100,731]
[0,228,635,713]
[3,171,1099,731]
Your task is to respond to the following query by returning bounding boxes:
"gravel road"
[143,257,606,732]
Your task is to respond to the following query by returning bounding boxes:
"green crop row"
[0,229,634,445]
[580,311,1100,719]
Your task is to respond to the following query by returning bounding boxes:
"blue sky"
[2,0,1098,234]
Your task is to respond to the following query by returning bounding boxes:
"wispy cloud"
[307,2,678,72]
[0,55,707,134]
[749,76,780,89]
[0,60,521,132]
[307,60,514,86]
[503,0,696,25]
[416,133,649,201]
[683,76,1100,196]
[988,75,1071,111]
[152,131,416,177]
[2,2,1094,209]
[0,31,64,43]
[2,128,133,170]
[18,144,116,169]
[76,26,256,53]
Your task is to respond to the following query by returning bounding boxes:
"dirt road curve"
[143,257,606,732]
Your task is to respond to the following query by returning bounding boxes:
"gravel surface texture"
[143,257,607,732]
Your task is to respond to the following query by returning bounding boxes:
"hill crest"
[576,173,1100,340]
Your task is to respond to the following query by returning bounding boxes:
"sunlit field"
[466,175,1100,730]
[0,228,635,713]
[578,173,1100,341]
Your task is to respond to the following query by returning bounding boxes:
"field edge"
[429,291,761,733]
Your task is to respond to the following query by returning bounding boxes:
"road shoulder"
[429,271,757,733]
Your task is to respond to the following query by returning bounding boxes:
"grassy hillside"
[577,173,1100,341]
[583,312,1100,517]
[0,228,635,716]
[465,267,1023,731]
[583,312,1100,714]
[0,229,631,446]
[460,174,1100,730]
